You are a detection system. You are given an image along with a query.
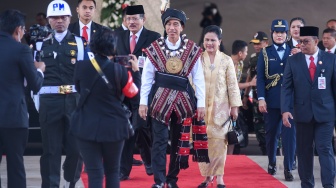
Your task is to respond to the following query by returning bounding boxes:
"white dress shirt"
[129,26,143,44]
[304,50,319,67]
[291,38,299,47]
[325,44,336,53]
[274,43,286,60]
[122,24,128,30]
[140,37,206,108]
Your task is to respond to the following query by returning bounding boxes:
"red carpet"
[81,155,287,188]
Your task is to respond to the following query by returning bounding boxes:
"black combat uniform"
[39,31,85,188]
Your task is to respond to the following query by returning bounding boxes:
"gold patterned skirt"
[198,138,228,176]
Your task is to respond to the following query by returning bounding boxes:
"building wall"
[2,0,336,54]
[171,0,336,55]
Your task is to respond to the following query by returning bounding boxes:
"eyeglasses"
[126,17,142,22]
[297,39,312,45]
[49,16,68,21]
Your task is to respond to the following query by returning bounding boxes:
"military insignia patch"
[275,20,286,28]
[70,50,76,56]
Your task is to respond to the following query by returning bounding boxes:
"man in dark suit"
[0,9,45,188]
[116,5,161,181]
[68,0,103,42]
[318,19,336,50]
[321,28,336,53]
[257,19,296,181]
[321,28,336,154]
[282,26,336,188]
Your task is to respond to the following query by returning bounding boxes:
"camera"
[29,24,53,44]
[114,55,132,67]
[28,24,53,62]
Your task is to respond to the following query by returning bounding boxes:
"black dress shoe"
[132,158,143,166]
[197,177,213,188]
[284,170,294,181]
[151,183,164,188]
[217,184,226,188]
[119,173,130,181]
[198,182,209,188]
[145,164,153,175]
[323,185,334,188]
[167,182,179,188]
[63,182,76,188]
[267,163,277,175]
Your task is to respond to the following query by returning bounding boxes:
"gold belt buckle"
[58,85,72,94]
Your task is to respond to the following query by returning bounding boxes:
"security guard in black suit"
[257,19,296,181]
[0,9,45,188]
[39,1,86,187]
[68,0,103,43]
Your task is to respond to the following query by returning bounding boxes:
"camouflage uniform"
[249,52,267,154]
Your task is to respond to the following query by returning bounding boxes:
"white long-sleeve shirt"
[140,37,205,108]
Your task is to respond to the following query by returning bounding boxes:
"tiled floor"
[0,156,85,188]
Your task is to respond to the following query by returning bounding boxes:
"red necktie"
[82,25,88,42]
[309,56,316,81]
[130,35,137,53]
[328,50,332,53]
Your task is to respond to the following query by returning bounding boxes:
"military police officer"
[256,20,296,181]
[38,1,86,187]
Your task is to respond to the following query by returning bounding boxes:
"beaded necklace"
[158,34,188,58]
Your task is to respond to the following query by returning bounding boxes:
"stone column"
[93,0,102,23]
[134,0,164,35]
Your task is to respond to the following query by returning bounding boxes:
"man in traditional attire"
[139,8,206,188]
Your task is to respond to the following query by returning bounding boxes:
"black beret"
[300,26,319,37]
[161,8,187,26]
[126,5,144,15]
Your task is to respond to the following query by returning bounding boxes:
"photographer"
[198,3,225,52]
[0,9,44,188]
[70,26,138,188]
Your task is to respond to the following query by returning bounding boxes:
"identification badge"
[318,77,326,89]
[138,56,145,68]
[71,58,76,64]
